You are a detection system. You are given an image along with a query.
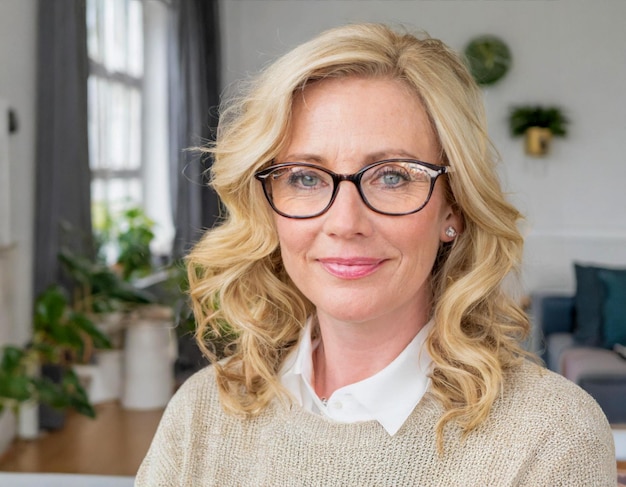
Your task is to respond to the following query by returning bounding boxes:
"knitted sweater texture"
[136,360,616,486]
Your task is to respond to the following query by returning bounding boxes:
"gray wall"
[220,0,626,293]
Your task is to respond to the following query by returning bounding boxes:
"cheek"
[399,224,441,263]
[392,210,446,267]
[275,218,310,269]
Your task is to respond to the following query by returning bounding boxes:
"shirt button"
[332,401,343,410]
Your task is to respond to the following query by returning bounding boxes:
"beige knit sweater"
[136,360,616,486]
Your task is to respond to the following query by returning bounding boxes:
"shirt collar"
[280,318,433,435]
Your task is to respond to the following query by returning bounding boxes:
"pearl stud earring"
[445,227,457,239]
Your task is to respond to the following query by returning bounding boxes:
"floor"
[0,402,163,476]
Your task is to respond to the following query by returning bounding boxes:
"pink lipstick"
[317,258,384,279]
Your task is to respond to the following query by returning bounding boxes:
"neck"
[312,309,429,400]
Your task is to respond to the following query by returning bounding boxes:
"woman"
[137,24,615,485]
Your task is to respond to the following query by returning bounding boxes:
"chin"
[315,300,389,325]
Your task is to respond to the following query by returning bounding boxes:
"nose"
[321,180,373,238]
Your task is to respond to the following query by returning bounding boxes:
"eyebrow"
[281,153,324,163]
[281,149,429,165]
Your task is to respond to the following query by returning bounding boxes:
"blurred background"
[1,0,625,473]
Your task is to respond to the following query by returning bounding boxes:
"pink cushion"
[560,347,626,384]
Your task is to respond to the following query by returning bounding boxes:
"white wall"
[219,0,626,294]
[0,0,37,456]
[0,0,37,345]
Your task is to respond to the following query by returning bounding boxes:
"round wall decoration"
[464,35,512,86]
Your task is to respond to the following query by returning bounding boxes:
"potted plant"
[93,204,156,281]
[57,247,156,404]
[509,105,569,156]
[75,205,159,347]
[0,285,112,435]
[32,284,113,428]
[0,344,93,421]
[61,207,181,408]
[115,206,156,281]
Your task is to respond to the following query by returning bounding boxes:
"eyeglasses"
[254,159,451,219]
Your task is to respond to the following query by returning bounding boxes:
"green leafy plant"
[33,284,113,365]
[509,105,569,137]
[58,247,154,314]
[93,205,156,281]
[115,207,155,281]
[0,345,95,418]
[0,346,36,410]
[0,285,115,418]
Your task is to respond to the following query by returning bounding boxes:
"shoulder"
[490,360,617,483]
[497,359,614,453]
[137,366,224,465]
[502,359,608,421]
[162,365,222,422]
[141,364,223,443]
[173,364,219,402]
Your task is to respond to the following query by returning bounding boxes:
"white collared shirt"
[279,319,433,436]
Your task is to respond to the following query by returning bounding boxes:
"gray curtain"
[168,0,221,259]
[33,0,92,297]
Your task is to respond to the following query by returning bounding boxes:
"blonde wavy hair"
[187,23,530,449]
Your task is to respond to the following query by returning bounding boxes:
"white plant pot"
[17,400,39,440]
[94,311,126,349]
[122,314,176,410]
[74,349,124,404]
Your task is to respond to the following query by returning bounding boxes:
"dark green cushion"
[573,263,605,346]
[597,269,626,349]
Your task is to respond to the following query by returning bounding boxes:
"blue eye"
[296,173,319,187]
[374,167,410,188]
[364,163,431,192]
[381,172,405,186]
[288,171,322,188]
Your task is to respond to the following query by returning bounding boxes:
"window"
[87,0,143,214]
[87,0,173,263]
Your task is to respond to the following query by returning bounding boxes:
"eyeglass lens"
[261,161,436,218]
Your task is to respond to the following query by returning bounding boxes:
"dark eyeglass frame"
[254,158,451,219]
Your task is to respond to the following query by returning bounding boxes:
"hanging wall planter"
[524,127,553,156]
[509,105,569,157]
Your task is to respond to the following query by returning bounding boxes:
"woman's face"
[274,77,460,329]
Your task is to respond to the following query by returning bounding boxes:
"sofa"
[531,263,626,424]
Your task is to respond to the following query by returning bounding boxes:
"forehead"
[295,75,422,112]
[281,76,441,166]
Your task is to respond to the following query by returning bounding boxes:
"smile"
[317,258,385,280]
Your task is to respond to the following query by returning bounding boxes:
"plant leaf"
[0,346,27,373]
[0,374,32,402]
[71,313,113,350]
[34,285,68,331]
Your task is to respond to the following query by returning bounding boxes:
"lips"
[317,257,385,279]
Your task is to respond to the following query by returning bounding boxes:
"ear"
[440,207,463,243]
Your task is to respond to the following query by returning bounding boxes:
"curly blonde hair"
[187,23,530,448]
